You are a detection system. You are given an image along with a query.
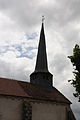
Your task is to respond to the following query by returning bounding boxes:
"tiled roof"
[0,77,71,104]
[0,77,29,97]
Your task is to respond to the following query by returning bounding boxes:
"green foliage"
[68,44,80,102]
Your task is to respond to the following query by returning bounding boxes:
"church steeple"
[30,19,53,88]
[35,22,48,72]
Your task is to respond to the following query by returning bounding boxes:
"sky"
[0,0,80,119]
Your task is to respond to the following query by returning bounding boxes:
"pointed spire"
[30,18,53,88]
[35,19,48,72]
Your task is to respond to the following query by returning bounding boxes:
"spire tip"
[42,15,45,23]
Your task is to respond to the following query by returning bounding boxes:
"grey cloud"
[51,53,69,74]
[0,58,30,81]
[53,0,80,26]
[0,0,80,30]
[0,0,41,30]
[59,24,80,55]
[0,0,80,28]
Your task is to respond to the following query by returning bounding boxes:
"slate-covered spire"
[35,22,48,72]
[30,19,53,88]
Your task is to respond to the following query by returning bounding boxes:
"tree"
[68,44,80,102]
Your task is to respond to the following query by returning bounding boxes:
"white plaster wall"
[0,96,68,120]
[32,102,67,120]
[0,97,22,120]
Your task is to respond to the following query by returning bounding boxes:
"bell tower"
[30,18,53,88]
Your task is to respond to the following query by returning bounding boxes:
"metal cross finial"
[42,16,45,23]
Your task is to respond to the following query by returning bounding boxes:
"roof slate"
[0,77,71,104]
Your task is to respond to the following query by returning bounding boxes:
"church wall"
[31,102,68,120]
[0,96,22,120]
[0,96,70,120]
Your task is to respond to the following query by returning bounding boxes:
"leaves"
[68,44,80,102]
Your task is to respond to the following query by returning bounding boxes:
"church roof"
[0,77,71,104]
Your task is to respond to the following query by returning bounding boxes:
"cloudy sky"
[0,0,80,119]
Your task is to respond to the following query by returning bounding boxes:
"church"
[0,20,76,120]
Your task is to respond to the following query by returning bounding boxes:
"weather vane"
[42,15,45,23]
